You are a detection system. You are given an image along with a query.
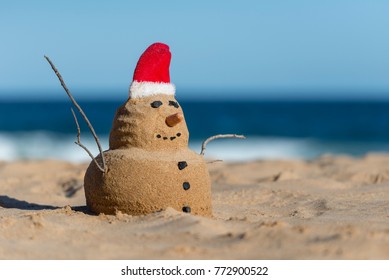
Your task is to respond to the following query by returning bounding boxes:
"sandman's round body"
[84,148,212,216]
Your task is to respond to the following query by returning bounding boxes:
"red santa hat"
[129,42,175,98]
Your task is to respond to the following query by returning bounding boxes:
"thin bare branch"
[44,55,106,172]
[200,134,246,156]
[71,108,105,173]
[70,108,81,143]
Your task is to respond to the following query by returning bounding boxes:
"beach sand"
[0,154,388,259]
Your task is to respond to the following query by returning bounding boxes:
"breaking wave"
[1,131,389,162]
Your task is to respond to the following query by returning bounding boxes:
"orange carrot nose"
[165,112,183,127]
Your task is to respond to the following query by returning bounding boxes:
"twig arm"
[44,55,106,172]
[200,134,246,156]
[71,108,105,172]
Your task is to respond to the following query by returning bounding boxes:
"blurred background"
[1,0,389,161]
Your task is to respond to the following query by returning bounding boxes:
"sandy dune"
[0,154,388,259]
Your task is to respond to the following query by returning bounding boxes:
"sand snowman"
[84,43,213,216]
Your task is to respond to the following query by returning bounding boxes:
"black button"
[182,206,191,213]
[156,134,161,138]
[178,161,187,170]
[183,182,190,190]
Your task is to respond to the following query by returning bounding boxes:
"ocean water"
[1,99,389,162]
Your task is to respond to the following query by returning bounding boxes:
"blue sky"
[1,0,389,100]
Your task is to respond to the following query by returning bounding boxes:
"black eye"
[169,100,179,108]
[150,101,163,108]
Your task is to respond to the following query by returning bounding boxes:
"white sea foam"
[0,132,387,162]
[0,131,108,162]
[189,137,319,161]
